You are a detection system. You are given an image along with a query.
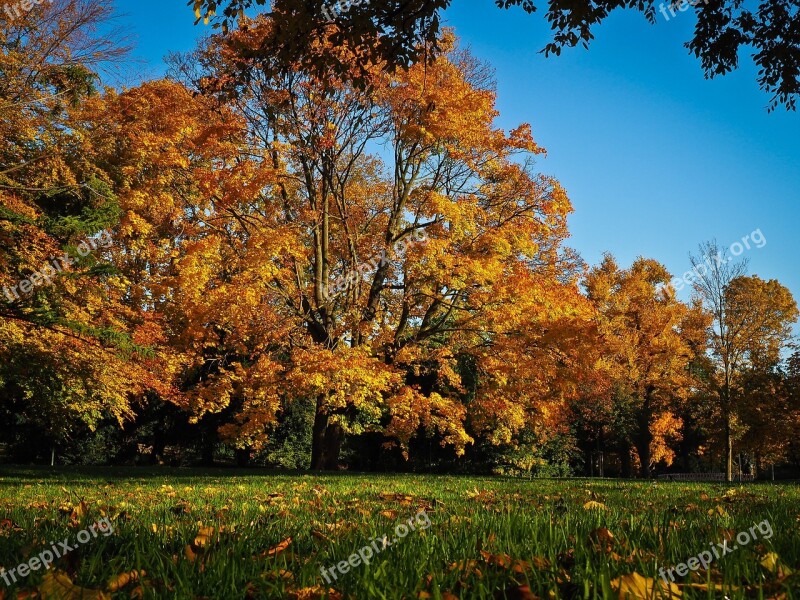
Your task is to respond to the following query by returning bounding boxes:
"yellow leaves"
[760,552,794,578]
[287,587,343,600]
[38,571,110,600]
[583,500,608,511]
[193,525,216,547]
[610,572,681,599]
[707,505,728,518]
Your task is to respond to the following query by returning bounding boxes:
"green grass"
[0,468,797,599]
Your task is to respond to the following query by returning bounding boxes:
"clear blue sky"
[113,0,800,312]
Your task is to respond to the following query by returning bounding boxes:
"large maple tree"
[105,20,595,468]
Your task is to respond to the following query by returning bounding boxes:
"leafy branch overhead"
[190,0,800,109]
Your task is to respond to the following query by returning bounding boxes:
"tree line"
[1,0,797,480]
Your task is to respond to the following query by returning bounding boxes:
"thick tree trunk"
[634,433,653,479]
[619,443,633,478]
[634,401,654,479]
[235,448,251,467]
[310,396,345,470]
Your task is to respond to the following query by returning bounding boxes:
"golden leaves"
[760,552,794,578]
[606,550,794,600]
[287,587,343,600]
[610,572,681,599]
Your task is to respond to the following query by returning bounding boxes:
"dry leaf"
[496,585,539,600]
[311,529,333,543]
[265,537,293,557]
[760,552,794,578]
[39,570,111,600]
[591,526,616,552]
[107,570,146,592]
[287,587,343,600]
[610,572,681,599]
[194,526,215,547]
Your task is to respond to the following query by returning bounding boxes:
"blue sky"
[113,0,799,310]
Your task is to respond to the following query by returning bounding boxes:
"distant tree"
[190,0,800,109]
[690,241,798,481]
[584,255,709,478]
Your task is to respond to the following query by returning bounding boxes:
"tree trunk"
[619,443,633,478]
[635,436,653,479]
[634,405,654,478]
[310,396,345,470]
[724,414,733,482]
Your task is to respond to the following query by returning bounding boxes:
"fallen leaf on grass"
[0,519,22,535]
[287,586,343,600]
[311,529,333,543]
[70,501,88,521]
[379,493,415,505]
[265,537,293,557]
[496,585,540,600]
[480,550,512,568]
[591,527,616,552]
[107,570,146,592]
[260,569,293,581]
[194,526,216,547]
[448,559,483,578]
[379,510,398,519]
[583,500,608,511]
[760,552,794,578]
[610,572,681,599]
[185,544,200,563]
[39,570,110,600]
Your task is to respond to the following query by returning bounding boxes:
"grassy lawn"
[0,468,797,599]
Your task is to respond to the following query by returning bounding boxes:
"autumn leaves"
[0,517,113,588]
[320,509,431,584]
[1,473,797,598]
[657,519,773,587]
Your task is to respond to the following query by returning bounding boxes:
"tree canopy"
[190,0,800,110]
